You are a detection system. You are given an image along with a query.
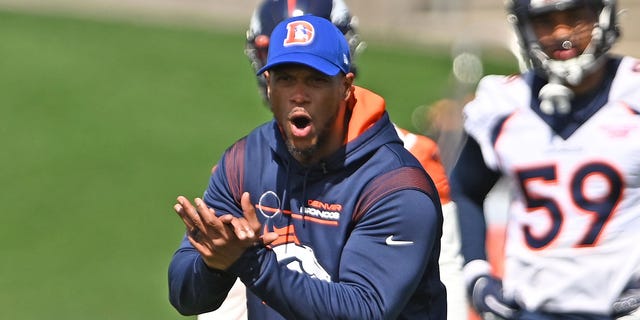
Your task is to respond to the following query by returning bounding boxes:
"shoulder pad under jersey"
[463,74,529,170]
[610,56,640,112]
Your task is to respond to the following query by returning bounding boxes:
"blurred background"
[0,0,637,319]
[1,0,638,54]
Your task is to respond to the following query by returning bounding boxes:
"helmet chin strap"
[539,79,573,115]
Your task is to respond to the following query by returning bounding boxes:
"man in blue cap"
[168,14,446,319]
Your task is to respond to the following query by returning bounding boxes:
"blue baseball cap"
[256,14,351,76]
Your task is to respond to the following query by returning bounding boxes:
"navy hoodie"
[169,86,446,319]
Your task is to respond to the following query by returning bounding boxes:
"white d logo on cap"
[283,21,315,46]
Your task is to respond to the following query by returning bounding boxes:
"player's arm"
[449,135,500,263]
[450,136,521,319]
[226,189,442,319]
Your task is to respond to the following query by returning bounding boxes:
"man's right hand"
[173,196,259,270]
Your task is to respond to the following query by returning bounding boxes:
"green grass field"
[0,9,517,319]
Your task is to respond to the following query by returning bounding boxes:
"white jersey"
[464,56,640,314]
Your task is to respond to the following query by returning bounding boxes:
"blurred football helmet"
[245,0,365,103]
[506,0,620,114]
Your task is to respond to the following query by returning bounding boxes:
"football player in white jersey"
[450,0,640,319]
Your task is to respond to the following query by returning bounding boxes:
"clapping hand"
[174,192,278,270]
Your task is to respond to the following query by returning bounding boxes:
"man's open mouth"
[289,112,313,138]
[291,115,311,129]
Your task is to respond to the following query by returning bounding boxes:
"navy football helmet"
[245,0,364,102]
[507,0,620,113]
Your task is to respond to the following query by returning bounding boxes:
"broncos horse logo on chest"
[266,224,332,282]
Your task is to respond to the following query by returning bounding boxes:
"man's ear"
[344,72,355,101]
[264,71,271,99]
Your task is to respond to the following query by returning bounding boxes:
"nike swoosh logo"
[385,235,414,246]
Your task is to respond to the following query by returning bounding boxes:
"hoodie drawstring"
[300,169,311,226]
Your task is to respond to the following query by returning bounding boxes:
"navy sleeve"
[449,136,501,264]
[168,236,238,315]
[229,189,442,319]
[168,145,243,316]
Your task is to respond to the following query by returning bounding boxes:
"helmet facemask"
[507,0,620,114]
[245,33,270,102]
